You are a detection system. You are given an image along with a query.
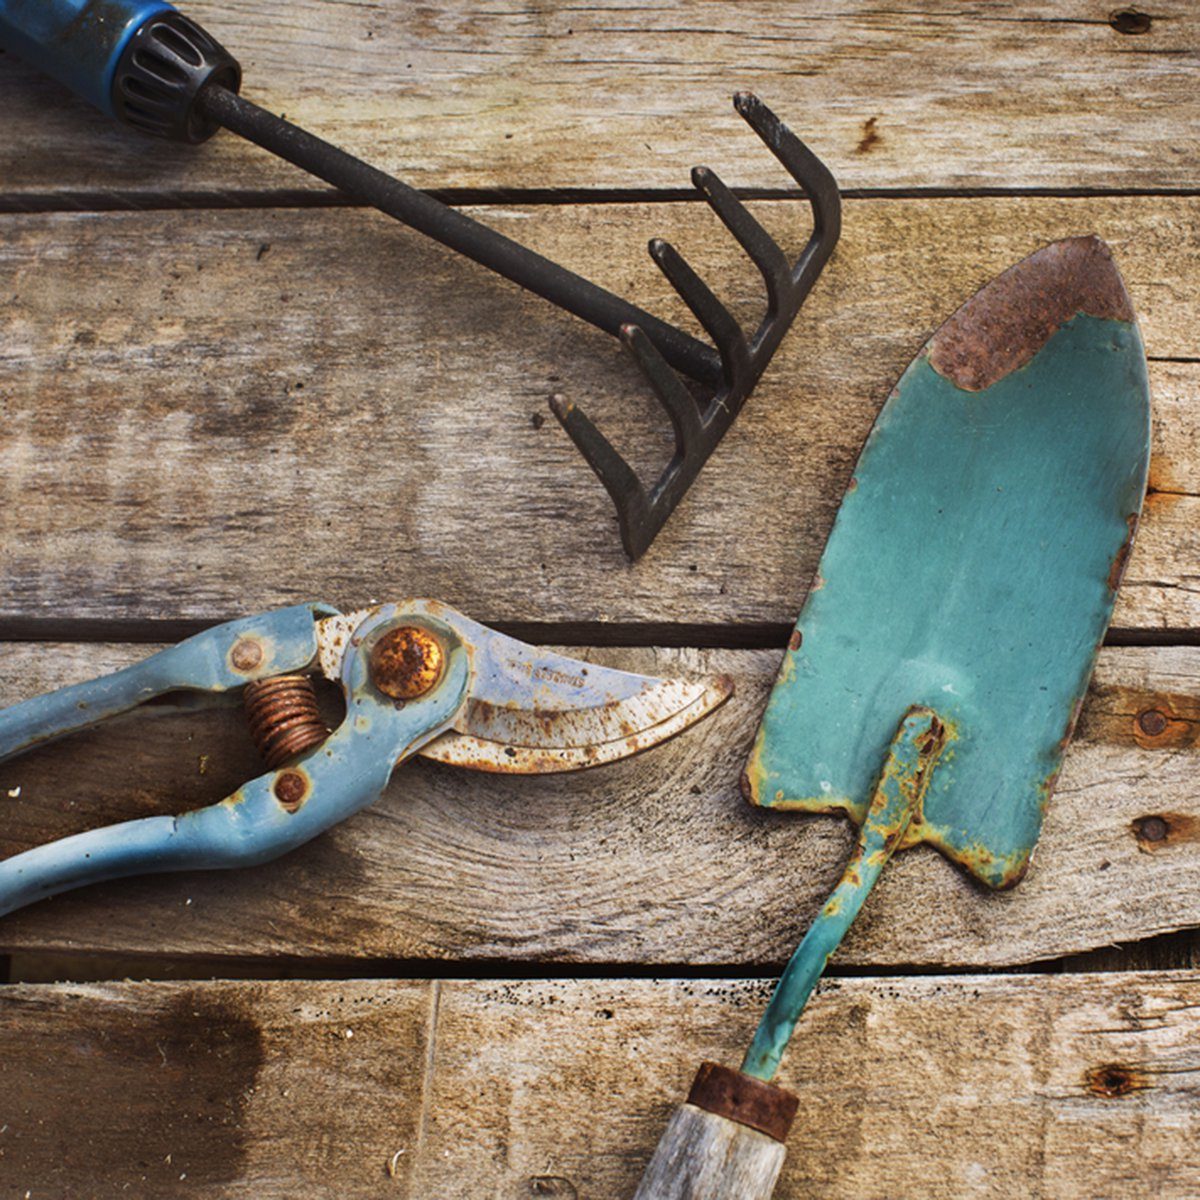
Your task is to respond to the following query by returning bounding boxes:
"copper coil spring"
[243,675,329,768]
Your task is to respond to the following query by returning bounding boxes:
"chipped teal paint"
[742,708,949,1081]
[746,312,1151,889]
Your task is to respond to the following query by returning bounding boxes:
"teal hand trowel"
[633,237,1150,1200]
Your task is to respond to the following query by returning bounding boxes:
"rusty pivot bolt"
[369,626,445,700]
[230,637,264,672]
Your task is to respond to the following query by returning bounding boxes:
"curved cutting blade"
[319,600,733,775]
[743,236,1151,889]
[425,608,734,773]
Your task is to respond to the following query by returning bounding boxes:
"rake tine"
[549,394,647,554]
[691,165,791,316]
[620,323,703,457]
[649,238,751,390]
[733,91,841,296]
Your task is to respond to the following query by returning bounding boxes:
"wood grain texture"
[1,643,1196,967]
[632,1105,786,1200]
[0,1,1196,197]
[2,196,1196,629]
[2,972,1197,1198]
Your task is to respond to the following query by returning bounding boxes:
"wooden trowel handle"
[632,1063,797,1200]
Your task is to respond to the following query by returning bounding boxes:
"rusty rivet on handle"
[1136,708,1168,737]
[230,637,264,672]
[274,770,309,811]
[369,626,445,700]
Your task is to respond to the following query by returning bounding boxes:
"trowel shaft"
[742,708,949,1081]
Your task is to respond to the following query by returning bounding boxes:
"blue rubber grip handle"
[0,0,174,115]
[0,714,398,918]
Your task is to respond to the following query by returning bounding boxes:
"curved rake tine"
[649,238,751,391]
[692,165,791,316]
[550,95,838,559]
[549,395,648,556]
[621,324,704,456]
[733,91,841,296]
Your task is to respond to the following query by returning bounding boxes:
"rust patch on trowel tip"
[927,236,1136,392]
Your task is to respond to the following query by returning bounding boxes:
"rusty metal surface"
[927,234,1135,392]
[425,674,734,773]
[368,625,446,700]
[243,675,328,769]
[687,1061,799,1143]
[317,602,734,775]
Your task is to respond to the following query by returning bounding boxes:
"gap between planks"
[4,185,1200,217]
[4,924,1198,986]
[5,619,1200,652]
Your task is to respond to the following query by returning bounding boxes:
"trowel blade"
[743,236,1151,888]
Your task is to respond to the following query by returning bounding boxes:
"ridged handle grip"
[0,0,239,140]
[0,0,173,114]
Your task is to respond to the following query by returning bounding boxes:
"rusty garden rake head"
[551,93,841,558]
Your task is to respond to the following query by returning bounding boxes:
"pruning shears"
[0,600,732,918]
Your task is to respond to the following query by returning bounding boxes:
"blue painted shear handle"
[0,0,174,115]
[0,719,394,918]
[0,611,473,918]
[0,604,327,765]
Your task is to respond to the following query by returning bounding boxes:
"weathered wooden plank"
[2,196,1197,629]
[1,643,1196,967]
[2,972,1197,1198]
[0,1,1196,196]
